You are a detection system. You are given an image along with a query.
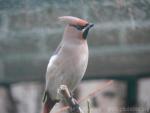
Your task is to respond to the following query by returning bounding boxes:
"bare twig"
[78,80,113,103]
[56,80,113,113]
[87,99,91,113]
[58,85,84,113]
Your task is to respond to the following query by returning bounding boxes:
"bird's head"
[58,16,94,40]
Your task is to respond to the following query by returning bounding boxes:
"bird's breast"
[46,42,89,100]
[59,43,89,90]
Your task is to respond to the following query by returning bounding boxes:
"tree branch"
[57,80,113,113]
[58,85,84,113]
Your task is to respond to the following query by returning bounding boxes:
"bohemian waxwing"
[41,16,94,113]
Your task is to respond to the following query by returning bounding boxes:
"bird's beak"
[83,23,94,39]
[87,23,94,29]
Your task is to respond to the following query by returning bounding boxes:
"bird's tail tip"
[41,91,58,113]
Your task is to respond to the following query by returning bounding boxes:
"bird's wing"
[45,43,64,90]
[46,42,62,75]
[53,43,62,55]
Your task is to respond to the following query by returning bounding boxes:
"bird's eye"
[69,24,88,31]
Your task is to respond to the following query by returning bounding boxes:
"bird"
[41,16,94,113]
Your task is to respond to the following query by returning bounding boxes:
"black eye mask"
[69,24,89,30]
[82,23,94,39]
[69,23,94,39]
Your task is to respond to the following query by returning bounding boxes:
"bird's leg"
[58,85,84,113]
[68,97,82,113]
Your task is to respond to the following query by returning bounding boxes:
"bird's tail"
[41,91,57,113]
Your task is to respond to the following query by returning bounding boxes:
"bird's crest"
[58,16,88,26]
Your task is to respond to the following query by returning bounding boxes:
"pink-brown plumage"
[58,16,88,26]
[41,16,93,113]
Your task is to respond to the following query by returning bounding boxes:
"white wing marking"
[47,55,57,70]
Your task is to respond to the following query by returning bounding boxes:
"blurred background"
[0,0,150,113]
